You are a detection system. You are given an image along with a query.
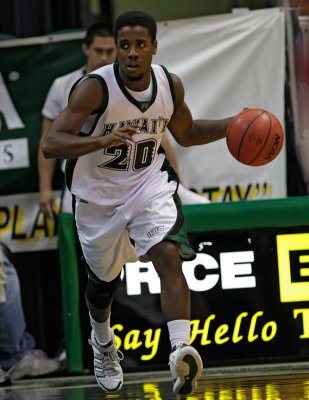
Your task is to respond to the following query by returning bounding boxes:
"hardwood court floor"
[1,361,309,399]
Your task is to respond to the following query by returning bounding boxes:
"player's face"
[83,36,116,72]
[116,26,157,88]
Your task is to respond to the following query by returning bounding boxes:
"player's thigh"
[128,190,178,257]
[75,199,136,281]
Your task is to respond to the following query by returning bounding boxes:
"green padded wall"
[111,0,272,21]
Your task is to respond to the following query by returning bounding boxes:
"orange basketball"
[226,108,284,166]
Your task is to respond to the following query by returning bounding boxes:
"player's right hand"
[101,125,141,148]
[39,189,56,219]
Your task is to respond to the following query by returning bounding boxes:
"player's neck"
[118,67,151,92]
[125,77,153,101]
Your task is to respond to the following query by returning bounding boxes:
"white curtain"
[155,8,286,202]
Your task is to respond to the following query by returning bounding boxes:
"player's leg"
[85,271,124,393]
[74,199,137,392]
[128,188,203,396]
[148,241,203,396]
[148,240,190,321]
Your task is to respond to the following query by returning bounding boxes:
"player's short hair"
[113,10,157,42]
[84,21,113,46]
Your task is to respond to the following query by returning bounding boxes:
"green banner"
[0,33,85,195]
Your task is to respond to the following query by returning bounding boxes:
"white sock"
[167,319,190,349]
[89,313,112,344]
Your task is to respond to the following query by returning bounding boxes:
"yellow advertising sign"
[276,233,309,302]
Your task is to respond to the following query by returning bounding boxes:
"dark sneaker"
[8,349,61,380]
[88,329,124,392]
[169,343,203,395]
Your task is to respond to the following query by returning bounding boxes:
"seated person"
[0,242,61,383]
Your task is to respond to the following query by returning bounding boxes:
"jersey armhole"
[68,74,109,116]
[160,65,177,113]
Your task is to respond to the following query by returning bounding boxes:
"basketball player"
[38,22,208,220]
[42,10,234,396]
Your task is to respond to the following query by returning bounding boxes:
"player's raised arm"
[167,73,233,147]
[42,77,140,160]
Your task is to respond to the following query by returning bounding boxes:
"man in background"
[38,21,116,217]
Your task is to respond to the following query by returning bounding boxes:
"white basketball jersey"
[42,68,84,120]
[67,63,176,207]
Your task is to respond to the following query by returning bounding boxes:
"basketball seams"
[270,114,284,156]
[238,110,266,162]
[226,108,254,145]
[247,111,272,165]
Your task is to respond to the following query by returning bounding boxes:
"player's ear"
[81,43,89,56]
[153,40,158,55]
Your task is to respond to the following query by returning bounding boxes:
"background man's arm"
[38,117,58,219]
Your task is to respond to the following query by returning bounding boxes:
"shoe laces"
[171,343,188,353]
[89,338,124,376]
[169,343,188,366]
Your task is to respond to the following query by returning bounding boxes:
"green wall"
[111,0,274,21]
[183,197,309,232]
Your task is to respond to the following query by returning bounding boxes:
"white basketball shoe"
[88,330,124,392]
[169,343,203,395]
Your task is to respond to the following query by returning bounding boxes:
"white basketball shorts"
[74,180,195,283]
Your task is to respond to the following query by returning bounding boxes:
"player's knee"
[149,240,178,264]
[85,273,121,309]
